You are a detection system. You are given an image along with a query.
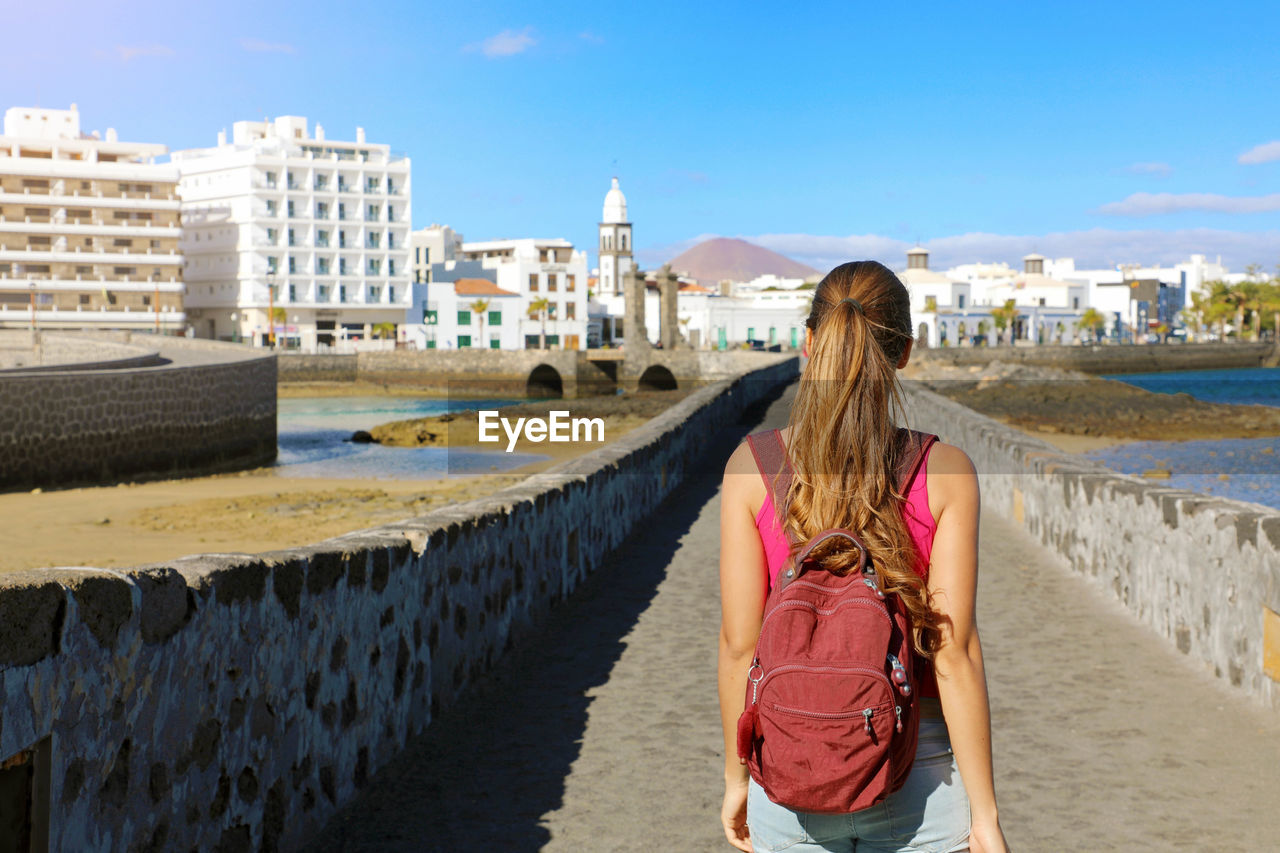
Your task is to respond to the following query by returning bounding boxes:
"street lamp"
[230,311,240,344]
[266,270,277,349]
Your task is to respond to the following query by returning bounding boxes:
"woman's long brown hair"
[783,260,940,657]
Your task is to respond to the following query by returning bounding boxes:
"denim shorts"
[747,700,970,853]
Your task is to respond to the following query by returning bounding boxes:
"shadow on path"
[304,383,791,853]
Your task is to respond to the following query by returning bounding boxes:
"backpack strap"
[746,429,794,539]
[894,428,939,495]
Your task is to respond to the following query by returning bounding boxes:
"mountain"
[665,237,820,285]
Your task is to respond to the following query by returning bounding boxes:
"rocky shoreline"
[906,360,1280,444]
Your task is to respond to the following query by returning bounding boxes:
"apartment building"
[406,235,590,350]
[173,116,410,348]
[0,105,184,331]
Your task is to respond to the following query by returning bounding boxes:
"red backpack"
[737,427,937,814]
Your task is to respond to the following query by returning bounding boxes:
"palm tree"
[1078,308,1106,343]
[527,297,550,350]
[469,298,491,349]
[990,299,1018,345]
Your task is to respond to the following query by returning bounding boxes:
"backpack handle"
[793,528,868,575]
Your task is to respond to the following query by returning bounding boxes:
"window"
[316,230,329,248]
[566,274,575,292]
[79,293,90,304]
[423,247,430,265]
[318,285,330,302]
[423,307,438,325]
[366,232,381,249]
[317,258,330,274]
[339,258,347,275]
[415,247,420,263]
[1072,296,1080,310]
[338,203,346,220]
[113,266,137,276]
[369,286,381,302]
[1038,297,1046,307]
[366,176,380,192]
[490,336,500,349]
[338,230,347,248]
[286,171,297,189]
[265,171,277,188]
[366,204,379,221]
[288,284,297,301]
[548,274,558,292]
[529,273,539,291]
[142,294,151,306]
[316,202,329,219]
[387,205,394,221]
[339,285,347,303]
[426,339,437,349]
[488,310,502,325]
[458,310,471,326]
[388,285,396,302]
[267,256,279,274]
[75,265,92,274]
[388,259,396,276]
[288,256,297,274]
[266,200,278,216]
[458,335,472,348]
[314,174,328,190]
[387,233,395,249]
[287,200,295,218]
[565,303,575,320]
[337,176,347,192]
[267,228,278,244]
[548,303,558,319]
[386,177,395,193]
[958,294,967,309]
[288,229,296,247]
[747,327,755,341]
[621,232,628,250]
[367,258,381,275]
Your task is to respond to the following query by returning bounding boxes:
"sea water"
[1087,366,1280,509]
[275,396,547,479]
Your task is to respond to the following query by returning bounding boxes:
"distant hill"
[665,237,819,285]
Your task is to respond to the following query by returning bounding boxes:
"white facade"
[412,279,525,350]
[0,104,185,331]
[404,237,589,350]
[173,116,411,348]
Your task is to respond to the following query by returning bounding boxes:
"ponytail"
[783,262,940,658]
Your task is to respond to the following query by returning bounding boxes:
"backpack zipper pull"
[862,708,874,735]
[888,653,912,696]
[895,705,903,733]
[748,661,763,705]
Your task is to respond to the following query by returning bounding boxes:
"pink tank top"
[753,437,940,697]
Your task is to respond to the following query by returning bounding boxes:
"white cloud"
[641,228,1280,274]
[114,44,175,62]
[579,31,605,44]
[1094,192,1280,216]
[240,38,297,54]
[1123,161,1172,178]
[1239,141,1280,165]
[467,27,536,58]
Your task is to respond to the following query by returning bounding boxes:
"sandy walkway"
[303,382,1280,852]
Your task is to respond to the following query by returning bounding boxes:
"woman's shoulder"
[924,440,979,518]
[723,437,770,515]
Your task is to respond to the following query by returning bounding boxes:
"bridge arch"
[637,364,678,392]
[526,364,564,398]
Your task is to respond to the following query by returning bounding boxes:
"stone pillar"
[659,269,679,350]
[623,269,648,351]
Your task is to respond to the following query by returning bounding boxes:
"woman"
[717,261,1008,853]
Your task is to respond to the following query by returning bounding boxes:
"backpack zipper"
[759,597,889,635]
[755,662,895,700]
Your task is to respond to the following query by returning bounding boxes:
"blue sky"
[5,0,1280,273]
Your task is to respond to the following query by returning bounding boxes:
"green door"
[718,327,727,350]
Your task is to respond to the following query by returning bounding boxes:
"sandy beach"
[0,388,691,574]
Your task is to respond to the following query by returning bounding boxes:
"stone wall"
[0,334,277,491]
[0,355,799,852]
[902,384,1280,711]
[915,341,1275,374]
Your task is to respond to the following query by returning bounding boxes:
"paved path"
[306,384,1280,852]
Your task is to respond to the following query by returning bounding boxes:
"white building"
[404,236,589,350]
[597,177,634,297]
[0,104,184,331]
[410,224,462,283]
[173,116,410,348]
[416,277,524,350]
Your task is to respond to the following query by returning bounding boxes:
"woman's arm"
[925,443,1009,853]
[718,441,769,852]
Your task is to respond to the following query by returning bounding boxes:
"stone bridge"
[3,358,1279,851]
[278,348,782,398]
